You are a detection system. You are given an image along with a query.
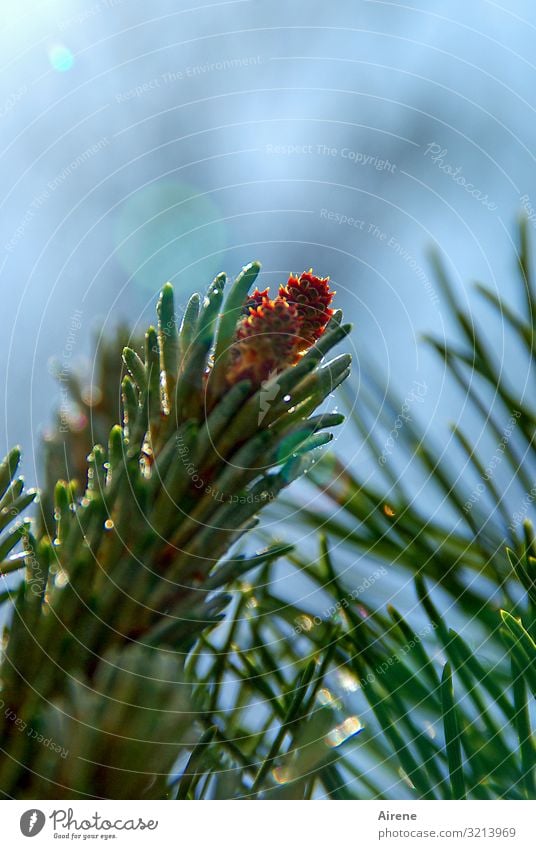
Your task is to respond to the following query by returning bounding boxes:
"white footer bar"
[2,799,534,848]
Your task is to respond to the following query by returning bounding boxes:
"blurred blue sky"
[1,0,535,490]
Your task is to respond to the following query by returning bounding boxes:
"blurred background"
[0,0,534,507]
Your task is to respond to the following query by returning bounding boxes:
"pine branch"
[0,264,350,799]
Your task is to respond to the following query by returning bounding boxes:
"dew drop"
[272,765,294,785]
[398,767,416,790]
[324,715,363,748]
[335,668,360,693]
[425,721,436,740]
[55,571,68,588]
[317,687,337,706]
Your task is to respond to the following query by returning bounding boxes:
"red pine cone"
[242,287,270,315]
[279,270,334,349]
[226,270,335,389]
[227,296,301,385]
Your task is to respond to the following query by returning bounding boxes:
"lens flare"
[48,44,75,72]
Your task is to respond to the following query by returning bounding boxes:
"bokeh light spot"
[113,180,227,295]
[48,44,75,72]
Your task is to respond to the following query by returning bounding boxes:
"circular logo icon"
[20,810,46,837]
